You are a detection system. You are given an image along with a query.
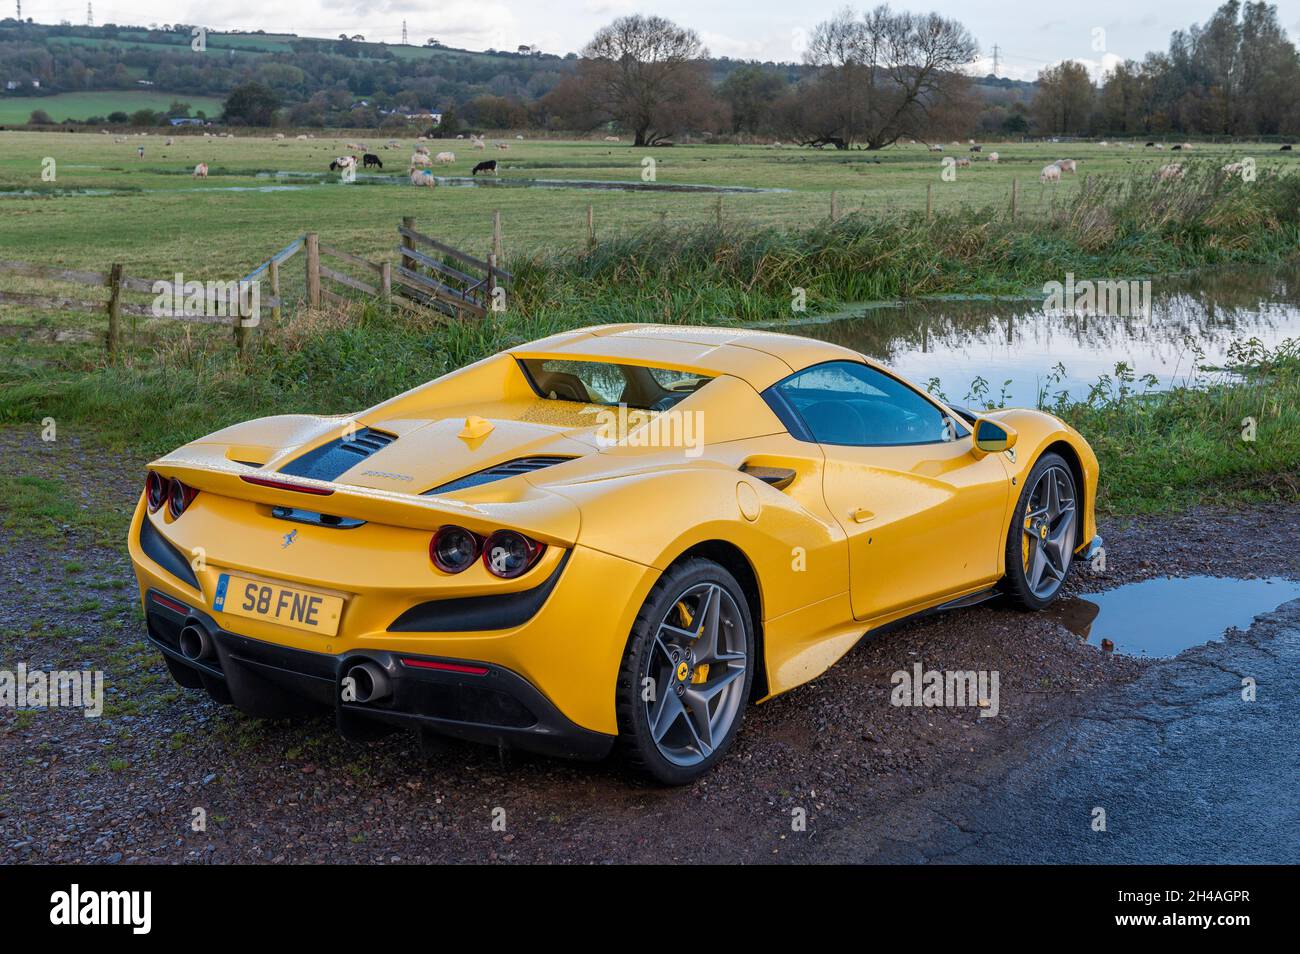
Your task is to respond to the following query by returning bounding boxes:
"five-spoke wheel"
[1005,452,1079,609]
[618,559,755,784]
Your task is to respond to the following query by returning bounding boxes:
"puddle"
[765,266,1300,405]
[1051,576,1300,656]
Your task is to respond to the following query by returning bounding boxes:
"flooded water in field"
[1050,576,1300,657]
[255,170,785,193]
[767,266,1300,407]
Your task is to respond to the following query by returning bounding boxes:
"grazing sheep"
[1056,159,1077,174]
[1099,140,1109,147]
[434,152,455,164]
[274,133,285,140]
[410,170,437,187]
[1281,144,1293,151]
[329,156,357,172]
[472,159,498,176]
[192,163,208,178]
[414,144,430,155]
[471,136,486,151]
[955,157,972,168]
[987,152,999,163]
[969,144,982,152]
[515,134,524,140]
[296,134,308,140]
[495,142,509,151]
[410,153,432,169]
[456,134,465,139]
[1155,163,1186,181]
[928,143,943,152]
[1222,161,1244,175]
[1145,141,1155,147]
[362,153,383,169]
[1040,163,1062,184]
[165,137,174,146]
[603,135,621,142]
[1155,143,1165,150]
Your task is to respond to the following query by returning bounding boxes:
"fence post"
[380,261,392,303]
[269,258,281,324]
[400,216,415,274]
[492,210,503,263]
[305,232,320,307]
[586,204,595,248]
[105,263,123,359]
[487,253,499,313]
[1011,179,1019,221]
[926,183,933,221]
[831,191,839,221]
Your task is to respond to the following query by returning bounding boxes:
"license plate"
[212,574,343,636]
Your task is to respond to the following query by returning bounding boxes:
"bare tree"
[791,4,977,149]
[579,15,711,145]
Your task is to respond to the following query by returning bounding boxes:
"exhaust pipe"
[346,662,391,703]
[178,624,214,661]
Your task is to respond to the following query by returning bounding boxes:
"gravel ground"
[1,424,1296,864]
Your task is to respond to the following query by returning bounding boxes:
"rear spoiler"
[148,446,581,546]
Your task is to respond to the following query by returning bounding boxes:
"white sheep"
[410,170,437,187]
[1040,163,1062,184]
[1056,159,1077,174]
[434,151,455,164]
[987,152,999,163]
[193,163,208,178]
[409,153,432,168]
[955,157,972,168]
[1155,163,1185,181]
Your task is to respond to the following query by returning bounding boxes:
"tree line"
[4,3,1298,140]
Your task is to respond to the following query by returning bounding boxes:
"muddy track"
[1,425,1296,864]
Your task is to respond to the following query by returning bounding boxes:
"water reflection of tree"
[769,266,1300,382]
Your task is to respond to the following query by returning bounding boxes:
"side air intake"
[424,457,574,495]
[278,428,397,482]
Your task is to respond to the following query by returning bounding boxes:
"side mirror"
[971,418,1018,458]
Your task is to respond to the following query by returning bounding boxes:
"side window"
[769,361,963,446]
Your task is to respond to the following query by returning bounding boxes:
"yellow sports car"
[128,324,1100,783]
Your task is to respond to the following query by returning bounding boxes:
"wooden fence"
[394,216,512,320]
[0,259,273,357]
[1,215,514,359]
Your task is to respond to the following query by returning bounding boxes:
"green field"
[0,91,226,124]
[1,130,1293,278]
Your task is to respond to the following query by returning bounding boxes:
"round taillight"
[431,525,480,573]
[145,471,167,513]
[482,530,543,579]
[168,478,197,518]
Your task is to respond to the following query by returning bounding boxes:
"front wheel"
[1003,452,1079,610]
[616,559,755,785]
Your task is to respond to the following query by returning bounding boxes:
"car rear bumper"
[143,589,615,761]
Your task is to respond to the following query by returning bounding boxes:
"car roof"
[508,323,863,391]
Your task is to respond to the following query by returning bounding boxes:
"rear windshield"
[519,358,712,411]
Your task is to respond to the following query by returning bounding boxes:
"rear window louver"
[278,428,397,481]
[424,456,573,495]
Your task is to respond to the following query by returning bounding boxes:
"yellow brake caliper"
[675,601,710,683]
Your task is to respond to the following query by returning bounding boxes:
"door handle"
[851,508,875,523]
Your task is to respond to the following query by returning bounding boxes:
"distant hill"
[0,19,1037,130]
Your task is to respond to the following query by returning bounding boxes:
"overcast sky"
[25,1,1300,80]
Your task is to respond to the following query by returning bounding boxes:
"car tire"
[616,558,755,785]
[1003,451,1079,611]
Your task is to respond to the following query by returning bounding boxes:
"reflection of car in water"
[128,324,1101,784]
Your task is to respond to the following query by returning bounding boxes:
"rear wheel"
[1003,452,1078,610]
[616,559,755,785]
